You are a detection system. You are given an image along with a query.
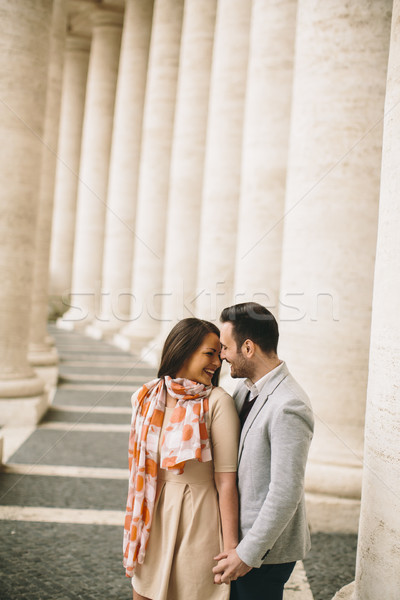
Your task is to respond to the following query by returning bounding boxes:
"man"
[213,302,314,600]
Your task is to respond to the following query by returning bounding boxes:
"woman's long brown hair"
[157,318,221,386]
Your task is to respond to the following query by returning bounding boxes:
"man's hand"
[213,549,252,585]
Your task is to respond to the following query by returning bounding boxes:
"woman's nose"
[213,354,221,367]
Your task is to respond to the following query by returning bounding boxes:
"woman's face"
[176,332,221,386]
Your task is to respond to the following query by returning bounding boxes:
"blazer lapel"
[238,363,289,464]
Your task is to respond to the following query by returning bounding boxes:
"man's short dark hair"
[220,302,279,354]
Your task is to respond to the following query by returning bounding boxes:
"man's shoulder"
[275,367,312,410]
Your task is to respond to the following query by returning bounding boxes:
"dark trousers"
[230,561,296,600]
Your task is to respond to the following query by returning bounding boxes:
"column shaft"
[160,0,217,334]
[119,0,184,348]
[353,2,400,597]
[195,0,251,321]
[67,10,123,325]
[98,0,154,333]
[29,0,67,374]
[0,0,52,421]
[234,0,297,309]
[278,0,392,525]
[49,35,90,311]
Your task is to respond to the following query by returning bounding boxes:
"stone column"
[350,4,400,598]
[63,9,123,327]
[49,35,90,315]
[195,0,251,321]
[94,0,154,336]
[158,0,217,340]
[116,0,184,351]
[0,0,52,424]
[29,0,67,384]
[278,0,392,530]
[234,0,297,310]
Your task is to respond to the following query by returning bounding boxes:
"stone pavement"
[0,326,356,599]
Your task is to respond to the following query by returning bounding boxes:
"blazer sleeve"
[236,397,314,567]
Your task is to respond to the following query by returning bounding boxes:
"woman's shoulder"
[210,385,233,400]
[209,386,236,412]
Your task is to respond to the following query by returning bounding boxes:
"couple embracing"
[123,302,314,600]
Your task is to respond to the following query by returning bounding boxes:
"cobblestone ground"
[0,326,357,599]
[0,326,155,600]
[303,533,357,600]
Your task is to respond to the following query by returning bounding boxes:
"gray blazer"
[235,362,314,567]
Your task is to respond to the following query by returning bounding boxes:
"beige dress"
[132,386,240,600]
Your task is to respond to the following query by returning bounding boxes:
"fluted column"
[49,35,90,314]
[278,0,391,529]
[0,0,52,424]
[195,0,251,321]
[117,0,184,350]
[351,4,400,598]
[64,9,123,326]
[234,0,297,309]
[95,0,154,335]
[158,0,217,340]
[29,0,67,382]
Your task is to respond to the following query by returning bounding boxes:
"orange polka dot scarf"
[123,376,212,576]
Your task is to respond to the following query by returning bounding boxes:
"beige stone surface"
[120,0,184,347]
[234,0,297,309]
[353,2,400,598]
[279,0,392,503]
[67,9,123,325]
[306,493,360,534]
[160,0,217,335]
[0,0,52,402]
[332,582,355,600]
[99,0,154,332]
[196,0,251,321]
[29,0,66,369]
[0,396,48,427]
[49,34,90,307]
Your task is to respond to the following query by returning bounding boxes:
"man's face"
[220,322,251,379]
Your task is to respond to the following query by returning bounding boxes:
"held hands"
[213,549,252,585]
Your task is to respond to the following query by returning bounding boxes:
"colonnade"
[0,1,400,597]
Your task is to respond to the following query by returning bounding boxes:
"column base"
[44,334,56,347]
[0,374,45,399]
[29,344,59,366]
[29,344,59,388]
[85,323,104,340]
[84,318,127,341]
[56,307,92,331]
[0,393,48,426]
[113,331,153,356]
[332,582,355,599]
[48,294,70,321]
[33,365,59,388]
[306,492,360,534]
[56,316,75,331]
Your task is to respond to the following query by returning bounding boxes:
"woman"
[123,318,240,600]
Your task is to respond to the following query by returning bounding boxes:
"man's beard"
[229,353,255,380]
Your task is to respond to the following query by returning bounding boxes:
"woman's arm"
[214,471,239,551]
